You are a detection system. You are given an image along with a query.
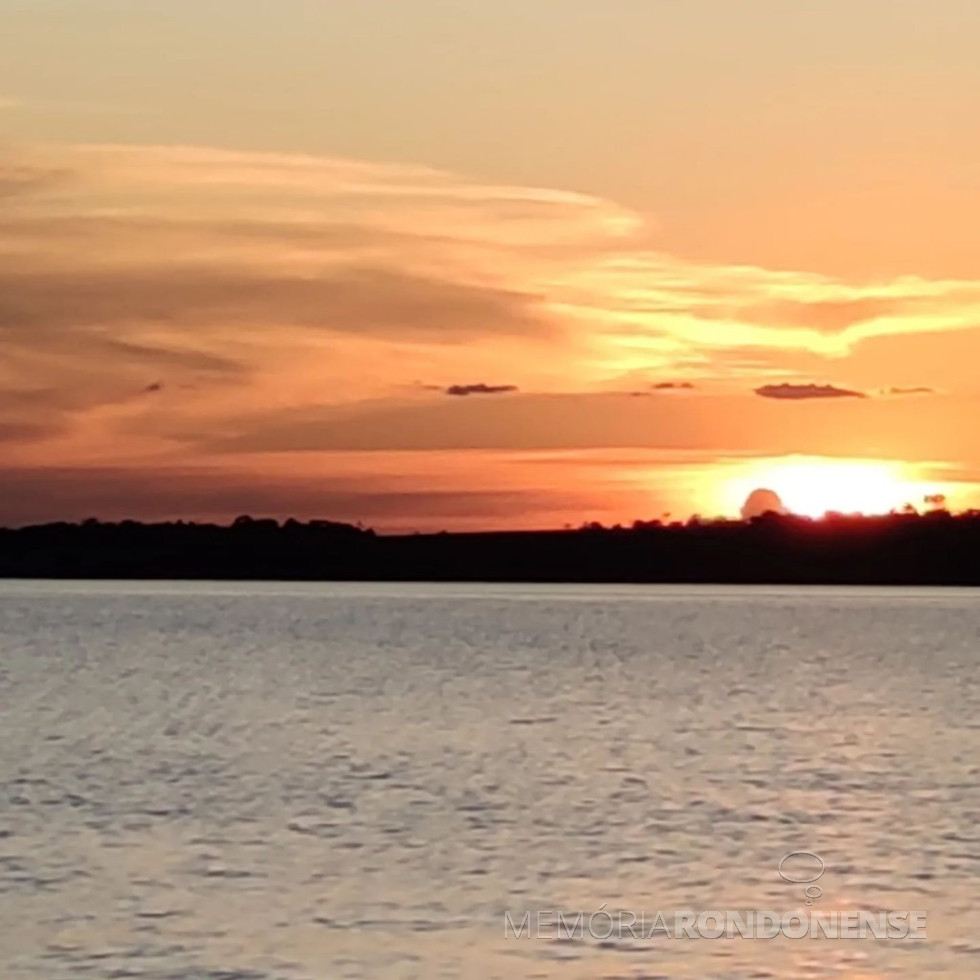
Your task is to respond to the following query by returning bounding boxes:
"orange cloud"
[3,142,980,525]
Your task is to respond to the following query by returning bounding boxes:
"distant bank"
[3,512,980,585]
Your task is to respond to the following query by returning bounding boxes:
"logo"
[778,850,826,906]
[504,849,927,941]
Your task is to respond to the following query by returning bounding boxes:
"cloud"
[0,463,593,531]
[754,383,866,401]
[190,390,906,456]
[0,267,547,339]
[445,383,519,397]
[142,382,164,394]
[0,163,69,198]
[2,138,980,503]
[0,420,64,444]
[101,339,244,376]
[734,297,904,333]
[3,144,979,365]
[0,142,621,447]
[627,381,697,396]
[887,386,935,396]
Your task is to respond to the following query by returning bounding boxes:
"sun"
[724,457,933,519]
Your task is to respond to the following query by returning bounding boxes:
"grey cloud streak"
[446,384,519,397]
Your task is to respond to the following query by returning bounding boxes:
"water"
[0,581,976,979]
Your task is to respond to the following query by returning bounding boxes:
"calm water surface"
[0,581,977,979]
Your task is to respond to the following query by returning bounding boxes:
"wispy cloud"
[1,140,979,499]
[887,386,935,396]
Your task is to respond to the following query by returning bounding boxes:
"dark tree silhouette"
[1,512,980,584]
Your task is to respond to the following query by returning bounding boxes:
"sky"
[2,0,980,530]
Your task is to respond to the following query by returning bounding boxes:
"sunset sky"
[2,0,980,530]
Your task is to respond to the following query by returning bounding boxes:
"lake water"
[0,581,977,979]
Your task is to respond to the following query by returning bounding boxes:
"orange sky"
[1,3,979,529]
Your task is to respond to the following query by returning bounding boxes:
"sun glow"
[723,456,945,519]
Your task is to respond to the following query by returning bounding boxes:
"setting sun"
[723,457,948,519]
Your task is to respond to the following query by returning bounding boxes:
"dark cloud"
[101,340,245,376]
[652,381,696,390]
[0,266,548,341]
[0,214,408,250]
[0,334,244,435]
[0,309,247,428]
[445,383,519,397]
[755,383,866,401]
[0,261,544,432]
